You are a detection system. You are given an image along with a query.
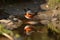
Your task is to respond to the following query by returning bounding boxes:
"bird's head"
[24,8,38,19]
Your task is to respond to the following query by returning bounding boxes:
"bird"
[24,8,38,19]
[23,8,45,26]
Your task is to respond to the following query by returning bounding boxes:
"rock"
[40,20,49,25]
[38,13,48,20]
[51,18,57,22]
[0,19,23,30]
[26,21,39,25]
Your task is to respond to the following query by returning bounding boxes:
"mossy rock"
[47,0,60,9]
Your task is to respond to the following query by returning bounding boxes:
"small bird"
[24,8,38,19]
[23,8,41,26]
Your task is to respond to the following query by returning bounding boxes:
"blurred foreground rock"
[36,9,60,33]
[0,19,23,30]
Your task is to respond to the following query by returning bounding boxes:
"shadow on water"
[0,0,48,16]
[0,0,47,4]
[13,24,26,36]
[33,0,48,12]
[0,0,33,5]
[0,9,10,19]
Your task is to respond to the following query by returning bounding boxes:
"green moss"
[0,24,13,36]
[15,33,21,38]
[48,0,60,9]
[47,22,60,33]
